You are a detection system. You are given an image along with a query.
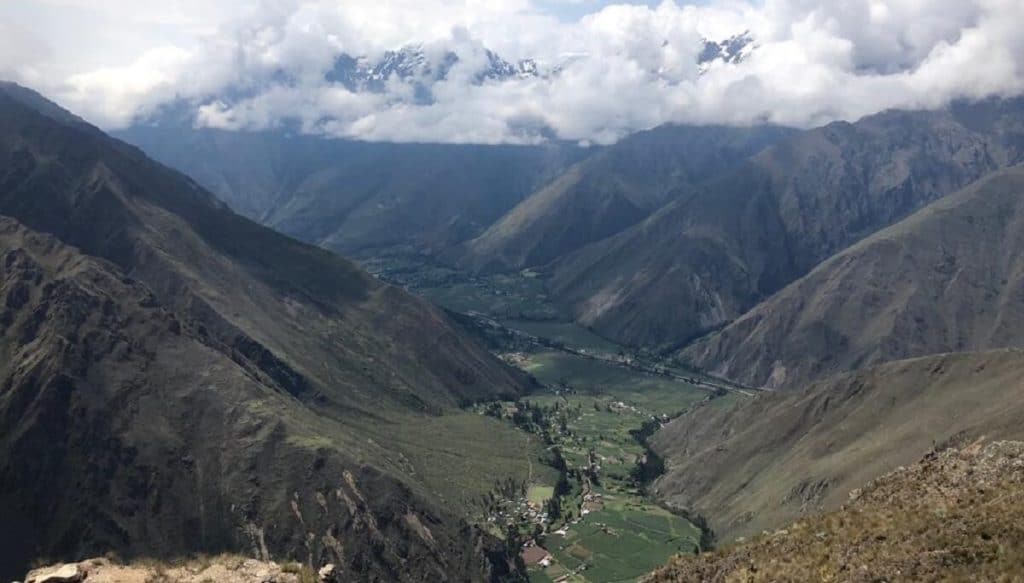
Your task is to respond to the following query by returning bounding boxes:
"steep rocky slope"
[649,440,1024,582]
[681,165,1024,390]
[459,124,794,272]
[650,350,1024,542]
[0,84,532,582]
[549,99,1024,348]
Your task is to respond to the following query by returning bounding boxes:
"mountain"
[458,124,796,272]
[650,349,1024,543]
[113,37,779,264]
[0,83,535,581]
[115,126,583,255]
[326,45,541,102]
[697,32,754,72]
[649,438,1024,582]
[547,99,1024,349]
[681,165,1024,389]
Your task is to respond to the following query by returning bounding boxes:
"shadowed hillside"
[459,124,794,272]
[117,124,583,255]
[0,83,536,582]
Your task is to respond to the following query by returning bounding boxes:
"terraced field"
[538,493,702,582]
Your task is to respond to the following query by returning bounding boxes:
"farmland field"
[490,350,720,582]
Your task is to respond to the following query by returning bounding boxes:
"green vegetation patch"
[528,485,556,505]
[351,411,557,508]
[502,320,621,354]
[521,352,707,415]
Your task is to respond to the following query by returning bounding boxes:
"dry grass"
[648,441,1024,582]
[280,562,318,583]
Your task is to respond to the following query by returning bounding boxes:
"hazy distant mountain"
[116,124,583,254]
[698,32,754,73]
[326,45,542,103]
[0,83,531,581]
[113,36,767,260]
[547,99,1024,349]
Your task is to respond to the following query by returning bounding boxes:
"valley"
[475,349,720,583]
[5,15,1024,577]
[359,247,747,581]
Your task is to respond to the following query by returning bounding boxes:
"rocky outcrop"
[25,563,83,583]
[22,557,324,583]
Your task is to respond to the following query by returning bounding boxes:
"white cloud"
[3,0,1023,144]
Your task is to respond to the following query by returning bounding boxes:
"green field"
[521,351,709,414]
[529,485,556,505]
[546,501,700,582]
[350,411,558,508]
[420,273,561,320]
[519,381,706,582]
[502,320,621,354]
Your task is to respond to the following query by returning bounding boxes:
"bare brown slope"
[649,440,1024,582]
[459,125,793,273]
[550,100,1024,348]
[681,165,1024,390]
[650,350,1024,543]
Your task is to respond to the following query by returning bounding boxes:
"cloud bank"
[4,0,1024,144]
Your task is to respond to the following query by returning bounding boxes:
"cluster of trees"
[483,399,577,445]
[677,509,717,553]
[474,477,529,522]
[628,416,669,488]
[544,447,579,522]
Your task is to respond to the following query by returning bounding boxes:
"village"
[477,387,704,582]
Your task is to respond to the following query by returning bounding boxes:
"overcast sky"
[2,0,1022,144]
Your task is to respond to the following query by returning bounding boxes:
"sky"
[2,0,1023,145]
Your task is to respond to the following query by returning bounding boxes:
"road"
[471,313,763,396]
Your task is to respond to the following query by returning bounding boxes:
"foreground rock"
[648,441,1024,582]
[25,563,83,583]
[23,556,333,583]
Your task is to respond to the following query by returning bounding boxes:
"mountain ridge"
[0,82,534,581]
[680,163,1024,390]
[546,98,1024,348]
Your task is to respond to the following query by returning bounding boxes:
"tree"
[546,495,562,521]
